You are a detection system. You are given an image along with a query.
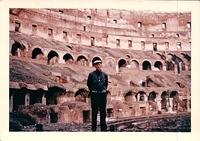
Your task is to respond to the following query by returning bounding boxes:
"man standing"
[87,58,108,131]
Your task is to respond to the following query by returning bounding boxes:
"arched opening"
[148,91,157,112]
[11,41,26,57]
[46,86,65,105]
[142,60,151,70]
[107,108,114,118]
[12,91,25,112]
[118,59,127,69]
[30,89,44,105]
[77,55,88,66]
[47,50,59,65]
[180,61,186,71]
[136,91,146,102]
[170,91,178,111]
[105,58,115,68]
[161,91,168,110]
[154,61,163,70]
[63,53,74,64]
[32,48,44,59]
[124,91,135,104]
[75,88,89,102]
[50,112,58,123]
[148,91,157,102]
[130,60,139,69]
[83,110,90,123]
[156,53,166,60]
[166,61,175,71]
[181,53,191,62]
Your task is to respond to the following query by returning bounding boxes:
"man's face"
[94,63,102,71]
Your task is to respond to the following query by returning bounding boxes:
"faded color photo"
[9,8,191,132]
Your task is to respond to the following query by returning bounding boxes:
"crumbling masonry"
[9,9,191,125]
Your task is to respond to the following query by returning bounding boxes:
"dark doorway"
[11,41,25,56]
[107,108,114,118]
[47,50,59,64]
[77,55,88,66]
[148,92,157,102]
[32,48,43,59]
[166,61,175,71]
[161,91,168,110]
[118,59,127,68]
[154,61,163,70]
[50,113,58,123]
[13,93,25,112]
[142,61,151,70]
[83,111,90,123]
[63,53,74,63]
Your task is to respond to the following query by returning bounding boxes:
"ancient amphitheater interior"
[9,8,191,131]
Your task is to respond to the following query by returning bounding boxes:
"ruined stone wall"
[10,9,191,51]
[9,9,191,124]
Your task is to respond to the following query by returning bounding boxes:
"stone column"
[144,95,148,102]
[59,57,65,64]
[25,93,30,106]
[174,64,178,74]
[9,94,13,112]
[185,64,189,71]
[137,94,140,102]
[163,65,167,71]
[116,65,119,73]
[42,93,46,105]
[167,98,173,113]
[139,64,143,70]
[17,48,20,57]
[156,99,162,112]
[187,92,191,112]
[89,62,92,67]
[179,62,183,71]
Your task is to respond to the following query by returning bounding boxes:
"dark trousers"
[90,92,107,131]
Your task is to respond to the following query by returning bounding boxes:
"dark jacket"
[87,70,108,92]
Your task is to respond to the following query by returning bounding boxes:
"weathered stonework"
[9,9,191,126]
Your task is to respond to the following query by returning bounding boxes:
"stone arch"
[77,55,88,66]
[130,59,139,69]
[166,61,175,71]
[148,91,157,102]
[11,41,26,57]
[170,91,179,111]
[30,89,44,105]
[32,48,44,59]
[154,61,163,70]
[46,86,65,105]
[148,91,158,112]
[142,60,151,70]
[155,53,166,60]
[105,57,115,68]
[180,61,186,71]
[12,89,26,111]
[167,53,174,60]
[170,91,178,97]
[136,91,147,102]
[161,91,168,110]
[63,53,74,63]
[75,88,89,103]
[124,90,136,104]
[47,50,59,65]
[180,53,191,62]
[180,53,191,71]
[118,58,127,68]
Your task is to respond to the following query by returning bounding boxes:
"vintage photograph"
[9,8,191,132]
